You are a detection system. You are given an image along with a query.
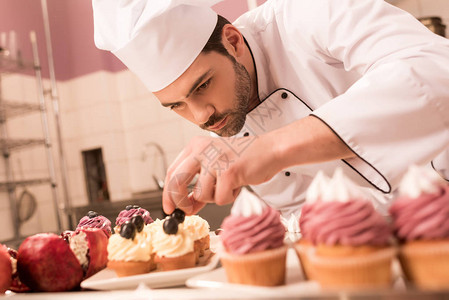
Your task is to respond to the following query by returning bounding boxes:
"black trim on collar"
[246,88,313,114]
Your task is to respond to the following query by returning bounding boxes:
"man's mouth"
[207,115,229,131]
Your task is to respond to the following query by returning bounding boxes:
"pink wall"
[0,0,265,81]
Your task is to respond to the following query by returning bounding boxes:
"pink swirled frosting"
[77,215,112,237]
[389,185,449,241]
[220,207,285,255]
[115,207,153,227]
[300,200,392,246]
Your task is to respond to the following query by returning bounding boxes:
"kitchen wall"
[0,0,447,243]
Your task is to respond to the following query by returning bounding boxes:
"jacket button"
[285,171,291,176]
[281,92,288,99]
[243,132,249,137]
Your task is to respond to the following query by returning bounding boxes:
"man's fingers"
[215,172,240,205]
[194,167,216,203]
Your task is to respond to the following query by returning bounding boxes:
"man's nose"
[190,102,214,125]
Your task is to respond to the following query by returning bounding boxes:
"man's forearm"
[269,115,356,170]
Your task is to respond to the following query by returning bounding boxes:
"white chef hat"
[92,0,222,92]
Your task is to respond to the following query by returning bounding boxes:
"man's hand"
[162,134,280,215]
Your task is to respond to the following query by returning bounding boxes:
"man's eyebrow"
[186,69,213,98]
[160,69,213,108]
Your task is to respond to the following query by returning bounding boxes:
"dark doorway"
[82,148,110,203]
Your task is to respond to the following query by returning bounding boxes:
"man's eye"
[197,79,211,91]
[170,103,180,110]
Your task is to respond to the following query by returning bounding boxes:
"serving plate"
[81,250,219,290]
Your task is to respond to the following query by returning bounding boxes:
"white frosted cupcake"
[183,215,210,261]
[107,215,154,277]
[152,216,195,271]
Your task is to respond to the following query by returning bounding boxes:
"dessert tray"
[81,250,220,290]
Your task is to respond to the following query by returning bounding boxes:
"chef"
[92,0,449,217]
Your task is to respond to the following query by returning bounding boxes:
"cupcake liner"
[219,245,288,286]
[155,251,196,271]
[399,240,449,290]
[299,245,396,289]
[294,240,315,281]
[107,260,153,277]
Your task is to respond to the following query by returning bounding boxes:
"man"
[93,0,449,217]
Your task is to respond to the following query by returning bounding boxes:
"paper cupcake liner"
[399,240,449,290]
[155,251,196,271]
[297,245,396,289]
[294,241,315,281]
[219,245,288,287]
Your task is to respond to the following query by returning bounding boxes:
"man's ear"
[222,24,245,58]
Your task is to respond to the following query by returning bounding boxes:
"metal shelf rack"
[0,32,62,246]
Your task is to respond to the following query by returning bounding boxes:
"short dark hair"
[201,15,232,56]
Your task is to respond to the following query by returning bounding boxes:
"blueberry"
[171,208,185,223]
[125,205,133,210]
[120,221,136,240]
[131,215,144,232]
[87,211,98,218]
[163,217,179,235]
[132,205,140,209]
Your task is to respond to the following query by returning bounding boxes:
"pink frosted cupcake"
[297,169,395,289]
[389,165,449,290]
[220,189,287,286]
[115,205,153,233]
[77,211,112,237]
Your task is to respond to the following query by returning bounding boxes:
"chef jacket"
[222,0,449,218]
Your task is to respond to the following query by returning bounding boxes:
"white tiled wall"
[1,0,447,242]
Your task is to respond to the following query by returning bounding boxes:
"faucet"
[142,142,168,190]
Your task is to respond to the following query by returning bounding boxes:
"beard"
[200,59,252,137]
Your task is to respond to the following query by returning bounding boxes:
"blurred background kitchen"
[0,0,446,248]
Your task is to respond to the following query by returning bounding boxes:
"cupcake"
[389,165,449,290]
[183,213,210,261]
[115,205,153,233]
[219,188,287,286]
[152,215,196,271]
[297,169,395,289]
[77,211,112,237]
[107,215,154,277]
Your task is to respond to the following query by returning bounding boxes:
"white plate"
[186,248,322,298]
[81,251,220,290]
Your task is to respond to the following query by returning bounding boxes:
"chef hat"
[92,0,222,92]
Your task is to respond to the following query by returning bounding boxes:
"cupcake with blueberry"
[107,215,154,277]
[219,188,287,286]
[389,165,449,290]
[77,211,112,237]
[182,213,210,262]
[297,169,395,289]
[115,205,153,233]
[152,209,196,271]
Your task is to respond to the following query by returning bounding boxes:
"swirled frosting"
[115,207,153,227]
[183,215,210,240]
[300,168,392,246]
[77,215,112,237]
[107,232,151,262]
[390,165,449,241]
[300,200,392,246]
[220,189,285,254]
[152,224,194,258]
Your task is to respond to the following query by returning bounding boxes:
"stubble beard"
[201,60,252,137]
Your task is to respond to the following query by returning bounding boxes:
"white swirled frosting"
[306,168,368,203]
[230,188,267,217]
[399,165,445,198]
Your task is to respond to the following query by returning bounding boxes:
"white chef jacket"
[226,0,449,218]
